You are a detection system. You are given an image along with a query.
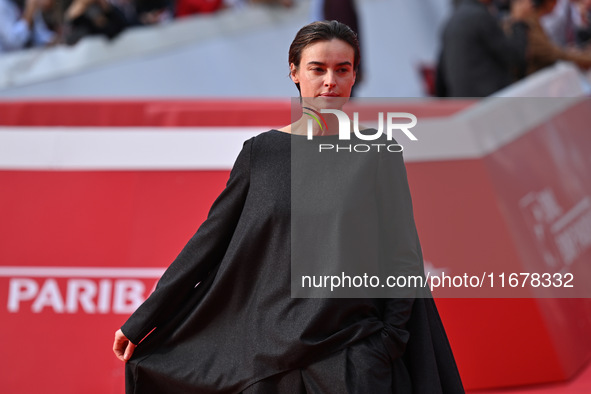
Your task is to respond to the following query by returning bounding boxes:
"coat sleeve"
[121,137,253,345]
[376,143,423,361]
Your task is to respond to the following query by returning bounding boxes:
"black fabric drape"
[122,130,464,393]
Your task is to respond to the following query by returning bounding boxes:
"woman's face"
[290,39,356,108]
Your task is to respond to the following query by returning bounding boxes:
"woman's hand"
[113,329,136,362]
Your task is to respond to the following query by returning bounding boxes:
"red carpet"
[467,360,591,394]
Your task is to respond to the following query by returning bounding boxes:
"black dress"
[121,129,464,393]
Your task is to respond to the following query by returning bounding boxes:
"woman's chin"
[303,96,350,110]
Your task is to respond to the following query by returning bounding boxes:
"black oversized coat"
[121,130,464,393]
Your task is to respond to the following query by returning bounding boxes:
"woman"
[113,20,464,393]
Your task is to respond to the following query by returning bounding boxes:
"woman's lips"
[319,92,339,97]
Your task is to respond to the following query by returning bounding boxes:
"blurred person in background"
[541,0,591,47]
[435,0,532,97]
[505,0,591,75]
[130,0,173,25]
[96,0,173,26]
[63,0,128,45]
[106,0,172,25]
[575,0,591,45]
[492,0,513,18]
[0,0,57,52]
[576,0,591,45]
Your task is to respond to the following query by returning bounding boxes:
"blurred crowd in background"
[2,0,591,97]
[436,0,591,96]
[0,0,293,49]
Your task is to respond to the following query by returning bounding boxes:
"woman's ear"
[290,63,299,84]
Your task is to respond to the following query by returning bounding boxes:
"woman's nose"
[324,71,337,87]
